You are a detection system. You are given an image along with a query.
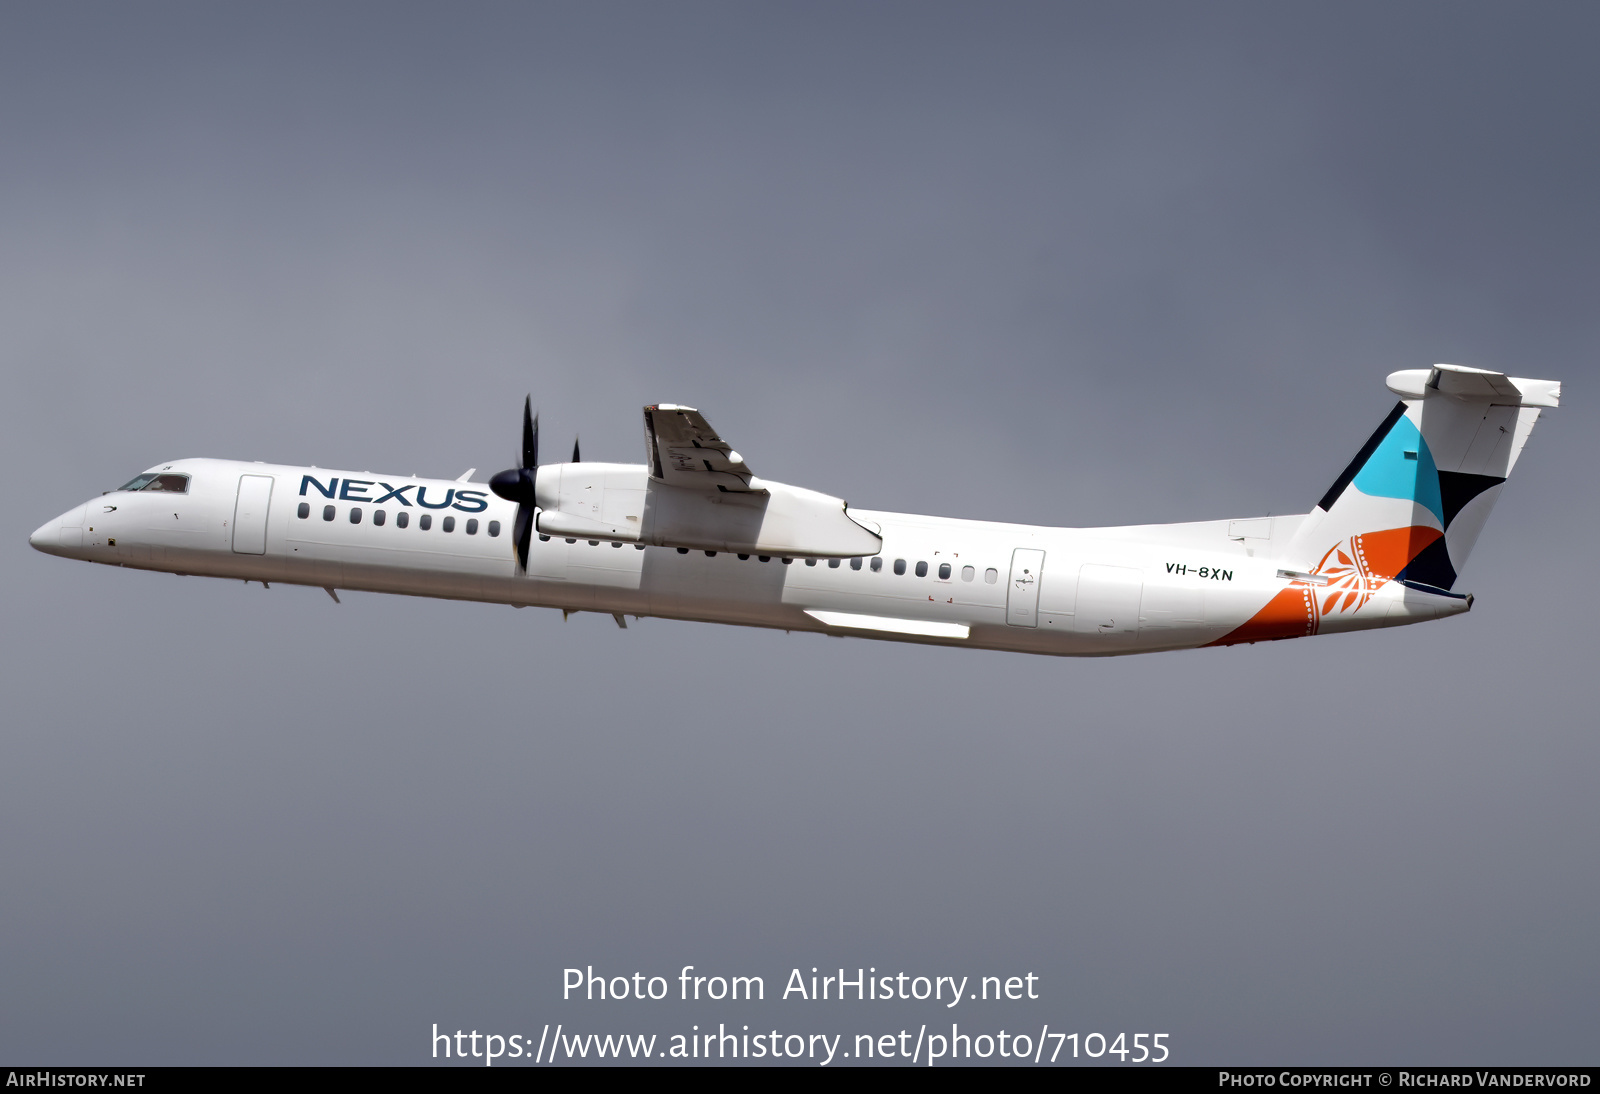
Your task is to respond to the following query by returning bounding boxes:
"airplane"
[29,364,1559,657]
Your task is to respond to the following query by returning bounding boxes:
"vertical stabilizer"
[1285,365,1559,591]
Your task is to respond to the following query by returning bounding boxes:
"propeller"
[488,396,539,572]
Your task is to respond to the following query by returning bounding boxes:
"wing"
[641,404,766,494]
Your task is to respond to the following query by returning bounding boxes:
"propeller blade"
[572,435,580,463]
[521,396,539,470]
[489,396,543,574]
[513,503,534,572]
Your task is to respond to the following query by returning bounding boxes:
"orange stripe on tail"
[1208,525,1443,647]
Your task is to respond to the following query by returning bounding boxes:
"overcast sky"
[2,1,1596,1065]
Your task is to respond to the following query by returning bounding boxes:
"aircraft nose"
[29,518,57,553]
[31,503,88,556]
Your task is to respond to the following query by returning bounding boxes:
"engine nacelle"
[534,462,882,558]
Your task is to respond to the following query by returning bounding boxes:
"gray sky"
[2,1,1596,1065]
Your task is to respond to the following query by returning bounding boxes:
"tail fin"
[1285,364,1560,590]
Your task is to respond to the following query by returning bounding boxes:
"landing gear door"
[1006,548,1045,627]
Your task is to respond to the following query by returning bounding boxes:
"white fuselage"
[30,458,1467,656]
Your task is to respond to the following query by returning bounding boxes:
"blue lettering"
[415,486,455,510]
[452,489,489,513]
[339,479,374,501]
[300,475,337,498]
[373,482,416,506]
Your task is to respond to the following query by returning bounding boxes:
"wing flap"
[642,404,764,493]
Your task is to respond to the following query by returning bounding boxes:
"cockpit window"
[117,473,190,494]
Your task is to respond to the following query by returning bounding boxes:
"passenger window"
[870,557,883,572]
[984,567,998,583]
[893,559,907,575]
[938,563,951,580]
[466,518,479,535]
[828,558,840,568]
[374,510,386,527]
[914,561,928,577]
[397,511,409,529]
[323,505,336,521]
[488,520,501,537]
[961,565,975,582]
[758,555,771,562]
[297,502,310,519]
[443,516,456,533]
[850,557,863,570]
[805,558,817,566]
[349,507,362,524]
[738,554,750,560]
[420,514,432,530]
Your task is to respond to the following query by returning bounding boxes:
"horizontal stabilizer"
[1387,364,1561,407]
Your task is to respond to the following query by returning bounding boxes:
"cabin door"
[1006,548,1046,627]
[232,475,274,555]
